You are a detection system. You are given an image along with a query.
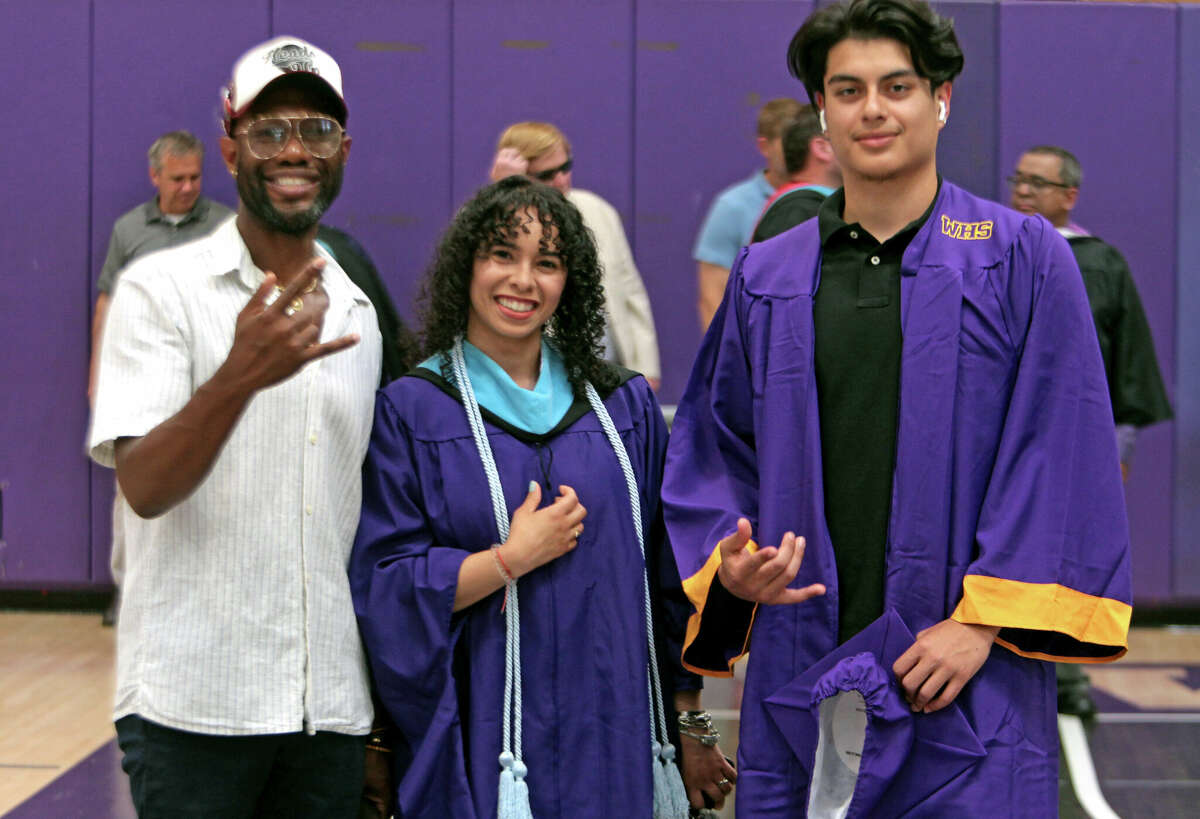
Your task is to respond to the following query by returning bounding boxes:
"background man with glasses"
[87,37,379,817]
[1009,146,1171,484]
[489,121,662,389]
[1009,144,1171,721]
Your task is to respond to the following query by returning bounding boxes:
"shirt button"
[306,505,314,516]
[309,433,318,445]
[870,255,881,265]
[849,230,858,239]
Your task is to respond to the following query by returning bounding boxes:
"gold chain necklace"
[274,276,320,313]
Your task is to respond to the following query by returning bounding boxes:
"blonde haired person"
[490,121,661,389]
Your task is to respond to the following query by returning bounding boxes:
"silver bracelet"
[680,727,721,747]
[677,710,719,746]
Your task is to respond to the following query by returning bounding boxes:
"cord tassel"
[497,752,533,819]
[660,742,690,817]
[651,741,674,819]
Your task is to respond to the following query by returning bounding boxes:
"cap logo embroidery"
[941,215,992,241]
[268,44,319,75]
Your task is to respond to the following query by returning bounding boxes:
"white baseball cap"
[222,36,346,134]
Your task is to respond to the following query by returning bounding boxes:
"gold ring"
[717,778,731,788]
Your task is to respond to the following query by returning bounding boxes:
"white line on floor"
[1060,713,1121,819]
[1096,712,1200,723]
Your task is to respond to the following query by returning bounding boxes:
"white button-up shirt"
[89,218,380,736]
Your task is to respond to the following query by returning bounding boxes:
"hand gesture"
[502,482,587,577]
[716,518,826,605]
[892,619,999,713]
[679,738,737,811]
[220,258,359,394]
[490,147,529,182]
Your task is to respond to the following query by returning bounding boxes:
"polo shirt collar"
[143,195,210,227]
[210,218,370,312]
[751,170,775,199]
[817,177,942,247]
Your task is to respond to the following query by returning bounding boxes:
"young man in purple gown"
[662,1,1133,815]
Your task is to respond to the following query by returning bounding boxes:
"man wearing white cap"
[87,37,380,817]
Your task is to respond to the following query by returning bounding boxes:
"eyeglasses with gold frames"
[234,116,344,160]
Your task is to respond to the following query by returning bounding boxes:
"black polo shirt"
[814,184,937,644]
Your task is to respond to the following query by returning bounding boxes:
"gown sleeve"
[951,219,1133,663]
[662,252,760,677]
[349,389,476,817]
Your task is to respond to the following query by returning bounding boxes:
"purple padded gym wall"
[0,0,91,584]
[1175,5,1200,599]
[0,0,1194,606]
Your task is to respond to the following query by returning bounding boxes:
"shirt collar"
[206,219,370,309]
[1057,223,1089,239]
[817,176,942,247]
[752,170,775,199]
[144,196,209,226]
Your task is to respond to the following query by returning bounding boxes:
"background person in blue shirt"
[693,98,803,330]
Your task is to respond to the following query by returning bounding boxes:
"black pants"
[115,715,365,818]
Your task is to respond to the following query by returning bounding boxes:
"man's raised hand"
[220,257,359,394]
[716,518,826,605]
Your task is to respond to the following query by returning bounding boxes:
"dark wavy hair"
[417,175,617,395]
[787,0,964,103]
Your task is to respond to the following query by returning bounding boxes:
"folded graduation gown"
[764,610,986,818]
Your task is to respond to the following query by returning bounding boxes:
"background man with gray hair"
[1009,145,1172,482]
[91,130,232,398]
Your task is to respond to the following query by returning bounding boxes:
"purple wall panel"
[635,0,815,402]
[452,0,635,217]
[88,0,270,584]
[999,2,1178,602]
[0,1,92,584]
[273,0,453,321]
[1174,6,1200,600]
[930,1,999,200]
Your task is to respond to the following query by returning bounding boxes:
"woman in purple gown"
[350,176,735,818]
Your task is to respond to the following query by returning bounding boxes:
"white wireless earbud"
[819,109,827,132]
[937,101,947,123]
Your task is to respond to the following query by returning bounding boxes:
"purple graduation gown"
[351,369,695,819]
[662,181,1132,817]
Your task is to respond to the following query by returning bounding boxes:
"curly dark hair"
[787,0,964,104]
[416,175,617,395]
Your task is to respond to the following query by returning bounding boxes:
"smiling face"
[221,82,351,235]
[816,37,947,185]
[466,209,567,360]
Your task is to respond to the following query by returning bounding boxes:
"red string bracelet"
[491,545,514,611]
